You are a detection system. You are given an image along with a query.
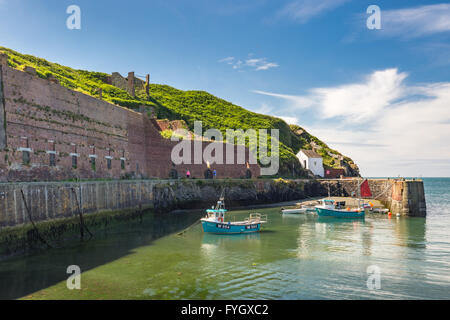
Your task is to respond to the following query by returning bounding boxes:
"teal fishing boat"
[201,198,267,234]
[315,199,365,218]
[315,178,372,218]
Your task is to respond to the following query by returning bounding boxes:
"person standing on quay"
[186,170,190,178]
[213,169,217,179]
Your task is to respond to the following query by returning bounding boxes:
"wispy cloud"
[380,4,450,38]
[253,90,314,109]
[276,0,351,23]
[219,55,279,71]
[278,115,299,125]
[312,69,408,123]
[218,57,235,64]
[254,69,450,176]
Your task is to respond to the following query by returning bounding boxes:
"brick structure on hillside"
[155,119,188,132]
[324,167,345,179]
[0,62,260,182]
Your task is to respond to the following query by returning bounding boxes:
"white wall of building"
[297,151,324,177]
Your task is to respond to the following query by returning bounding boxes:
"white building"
[296,149,324,177]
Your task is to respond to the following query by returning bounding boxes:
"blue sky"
[0,0,449,176]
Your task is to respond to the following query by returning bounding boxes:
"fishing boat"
[201,198,267,234]
[315,199,365,218]
[315,178,374,218]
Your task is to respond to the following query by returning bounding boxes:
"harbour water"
[0,178,449,299]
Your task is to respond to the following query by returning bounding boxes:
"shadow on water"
[0,209,204,300]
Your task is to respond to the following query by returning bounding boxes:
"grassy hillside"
[0,46,359,177]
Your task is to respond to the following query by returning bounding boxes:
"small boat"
[201,198,267,234]
[281,206,315,214]
[315,199,365,219]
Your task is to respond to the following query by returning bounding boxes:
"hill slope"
[0,46,359,177]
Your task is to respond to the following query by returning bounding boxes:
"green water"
[1,178,450,299]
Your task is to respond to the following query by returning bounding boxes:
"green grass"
[0,46,359,177]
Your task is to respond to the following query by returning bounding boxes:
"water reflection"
[393,217,426,249]
[1,202,449,300]
[202,232,260,247]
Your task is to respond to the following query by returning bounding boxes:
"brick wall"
[0,65,260,181]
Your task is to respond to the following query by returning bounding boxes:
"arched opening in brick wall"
[169,169,178,179]
[204,169,213,179]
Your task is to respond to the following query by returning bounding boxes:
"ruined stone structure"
[0,62,259,182]
[111,71,149,97]
[154,119,188,132]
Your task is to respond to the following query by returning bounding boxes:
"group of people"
[185,169,217,179]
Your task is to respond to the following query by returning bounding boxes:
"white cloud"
[219,55,279,71]
[378,4,450,38]
[253,90,315,109]
[279,116,299,125]
[277,0,350,23]
[256,62,279,71]
[254,69,450,176]
[218,57,235,64]
[312,69,407,122]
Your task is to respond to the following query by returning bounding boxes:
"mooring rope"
[71,187,93,241]
[336,178,394,201]
[371,183,394,200]
[20,189,53,249]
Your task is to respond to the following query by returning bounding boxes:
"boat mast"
[357,177,363,209]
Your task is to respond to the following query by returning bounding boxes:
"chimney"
[145,74,150,96]
[127,71,135,97]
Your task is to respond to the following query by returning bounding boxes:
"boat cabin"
[320,199,336,209]
[205,199,227,222]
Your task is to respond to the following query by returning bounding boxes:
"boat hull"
[201,220,261,234]
[315,207,365,218]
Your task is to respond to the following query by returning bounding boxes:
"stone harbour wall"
[0,178,426,230]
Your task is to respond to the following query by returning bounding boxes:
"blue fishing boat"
[315,199,365,218]
[201,198,267,234]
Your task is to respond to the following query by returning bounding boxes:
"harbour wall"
[0,177,426,229]
[0,178,426,257]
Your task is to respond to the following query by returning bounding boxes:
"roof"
[299,149,322,158]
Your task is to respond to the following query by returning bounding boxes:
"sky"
[0,0,449,177]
